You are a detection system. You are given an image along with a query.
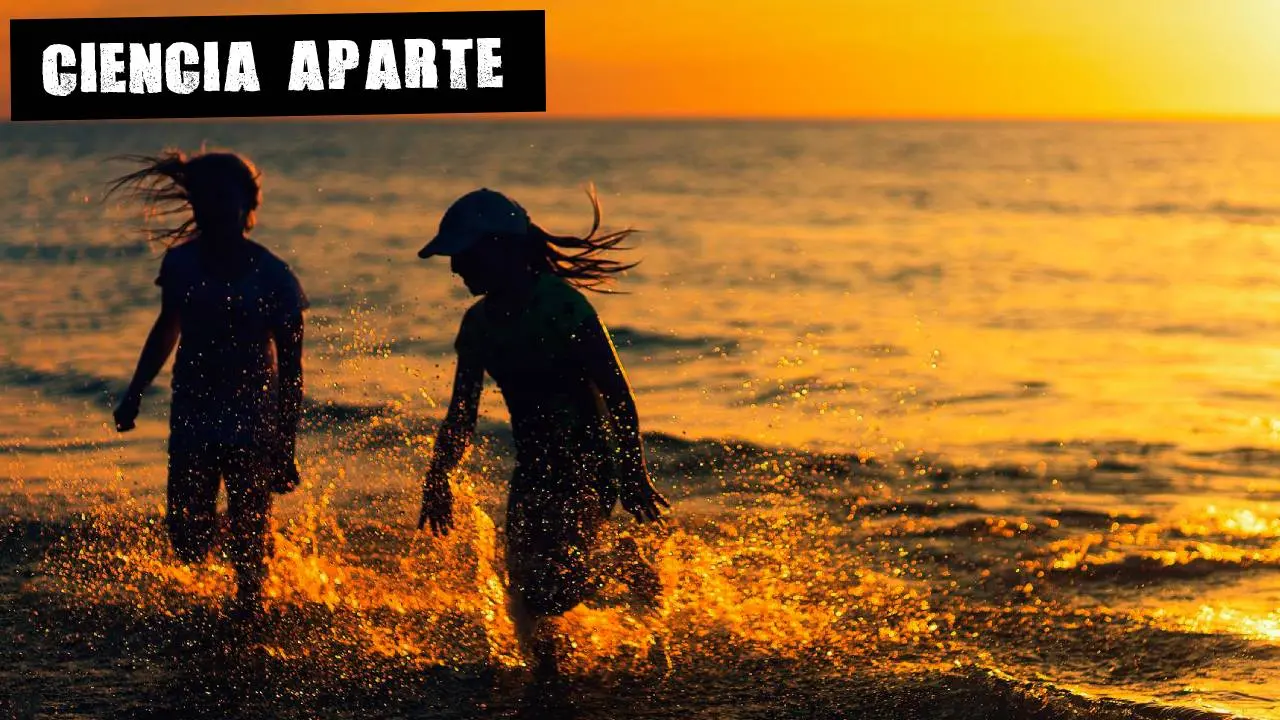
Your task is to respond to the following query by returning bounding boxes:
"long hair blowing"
[528,186,640,293]
[105,149,262,247]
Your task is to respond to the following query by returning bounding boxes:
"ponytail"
[527,185,639,293]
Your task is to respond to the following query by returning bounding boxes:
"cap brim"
[417,231,476,259]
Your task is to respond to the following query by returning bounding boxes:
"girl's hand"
[272,459,301,494]
[620,471,671,524]
[418,475,455,536]
[113,393,141,432]
[270,435,301,494]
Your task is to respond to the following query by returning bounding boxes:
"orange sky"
[4,0,1280,119]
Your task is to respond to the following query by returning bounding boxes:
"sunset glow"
[4,0,1280,119]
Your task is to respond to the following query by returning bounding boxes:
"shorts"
[504,451,618,617]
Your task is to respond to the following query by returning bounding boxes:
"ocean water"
[3,120,1280,718]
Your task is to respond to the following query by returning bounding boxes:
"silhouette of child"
[416,188,669,676]
[109,151,308,622]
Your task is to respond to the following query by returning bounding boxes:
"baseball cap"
[417,188,531,259]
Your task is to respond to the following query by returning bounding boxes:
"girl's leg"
[509,521,668,677]
[506,485,606,676]
[223,447,273,611]
[167,449,221,564]
[507,590,563,680]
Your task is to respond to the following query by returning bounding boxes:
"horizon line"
[6,111,1280,125]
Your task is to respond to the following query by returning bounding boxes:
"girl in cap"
[110,150,308,622]
[417,187,668,676]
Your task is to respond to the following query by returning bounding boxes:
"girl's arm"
[114,301,180,432]
[266,312,306,493]
[418,353,484,535]
[572,318,670,523]
[274,312,305,449]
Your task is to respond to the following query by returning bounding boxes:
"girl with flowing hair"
[416,188,669,676]
[109,150,309,622]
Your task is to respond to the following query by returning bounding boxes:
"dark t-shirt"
[157,239,309,450]
[455,273,619,493]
